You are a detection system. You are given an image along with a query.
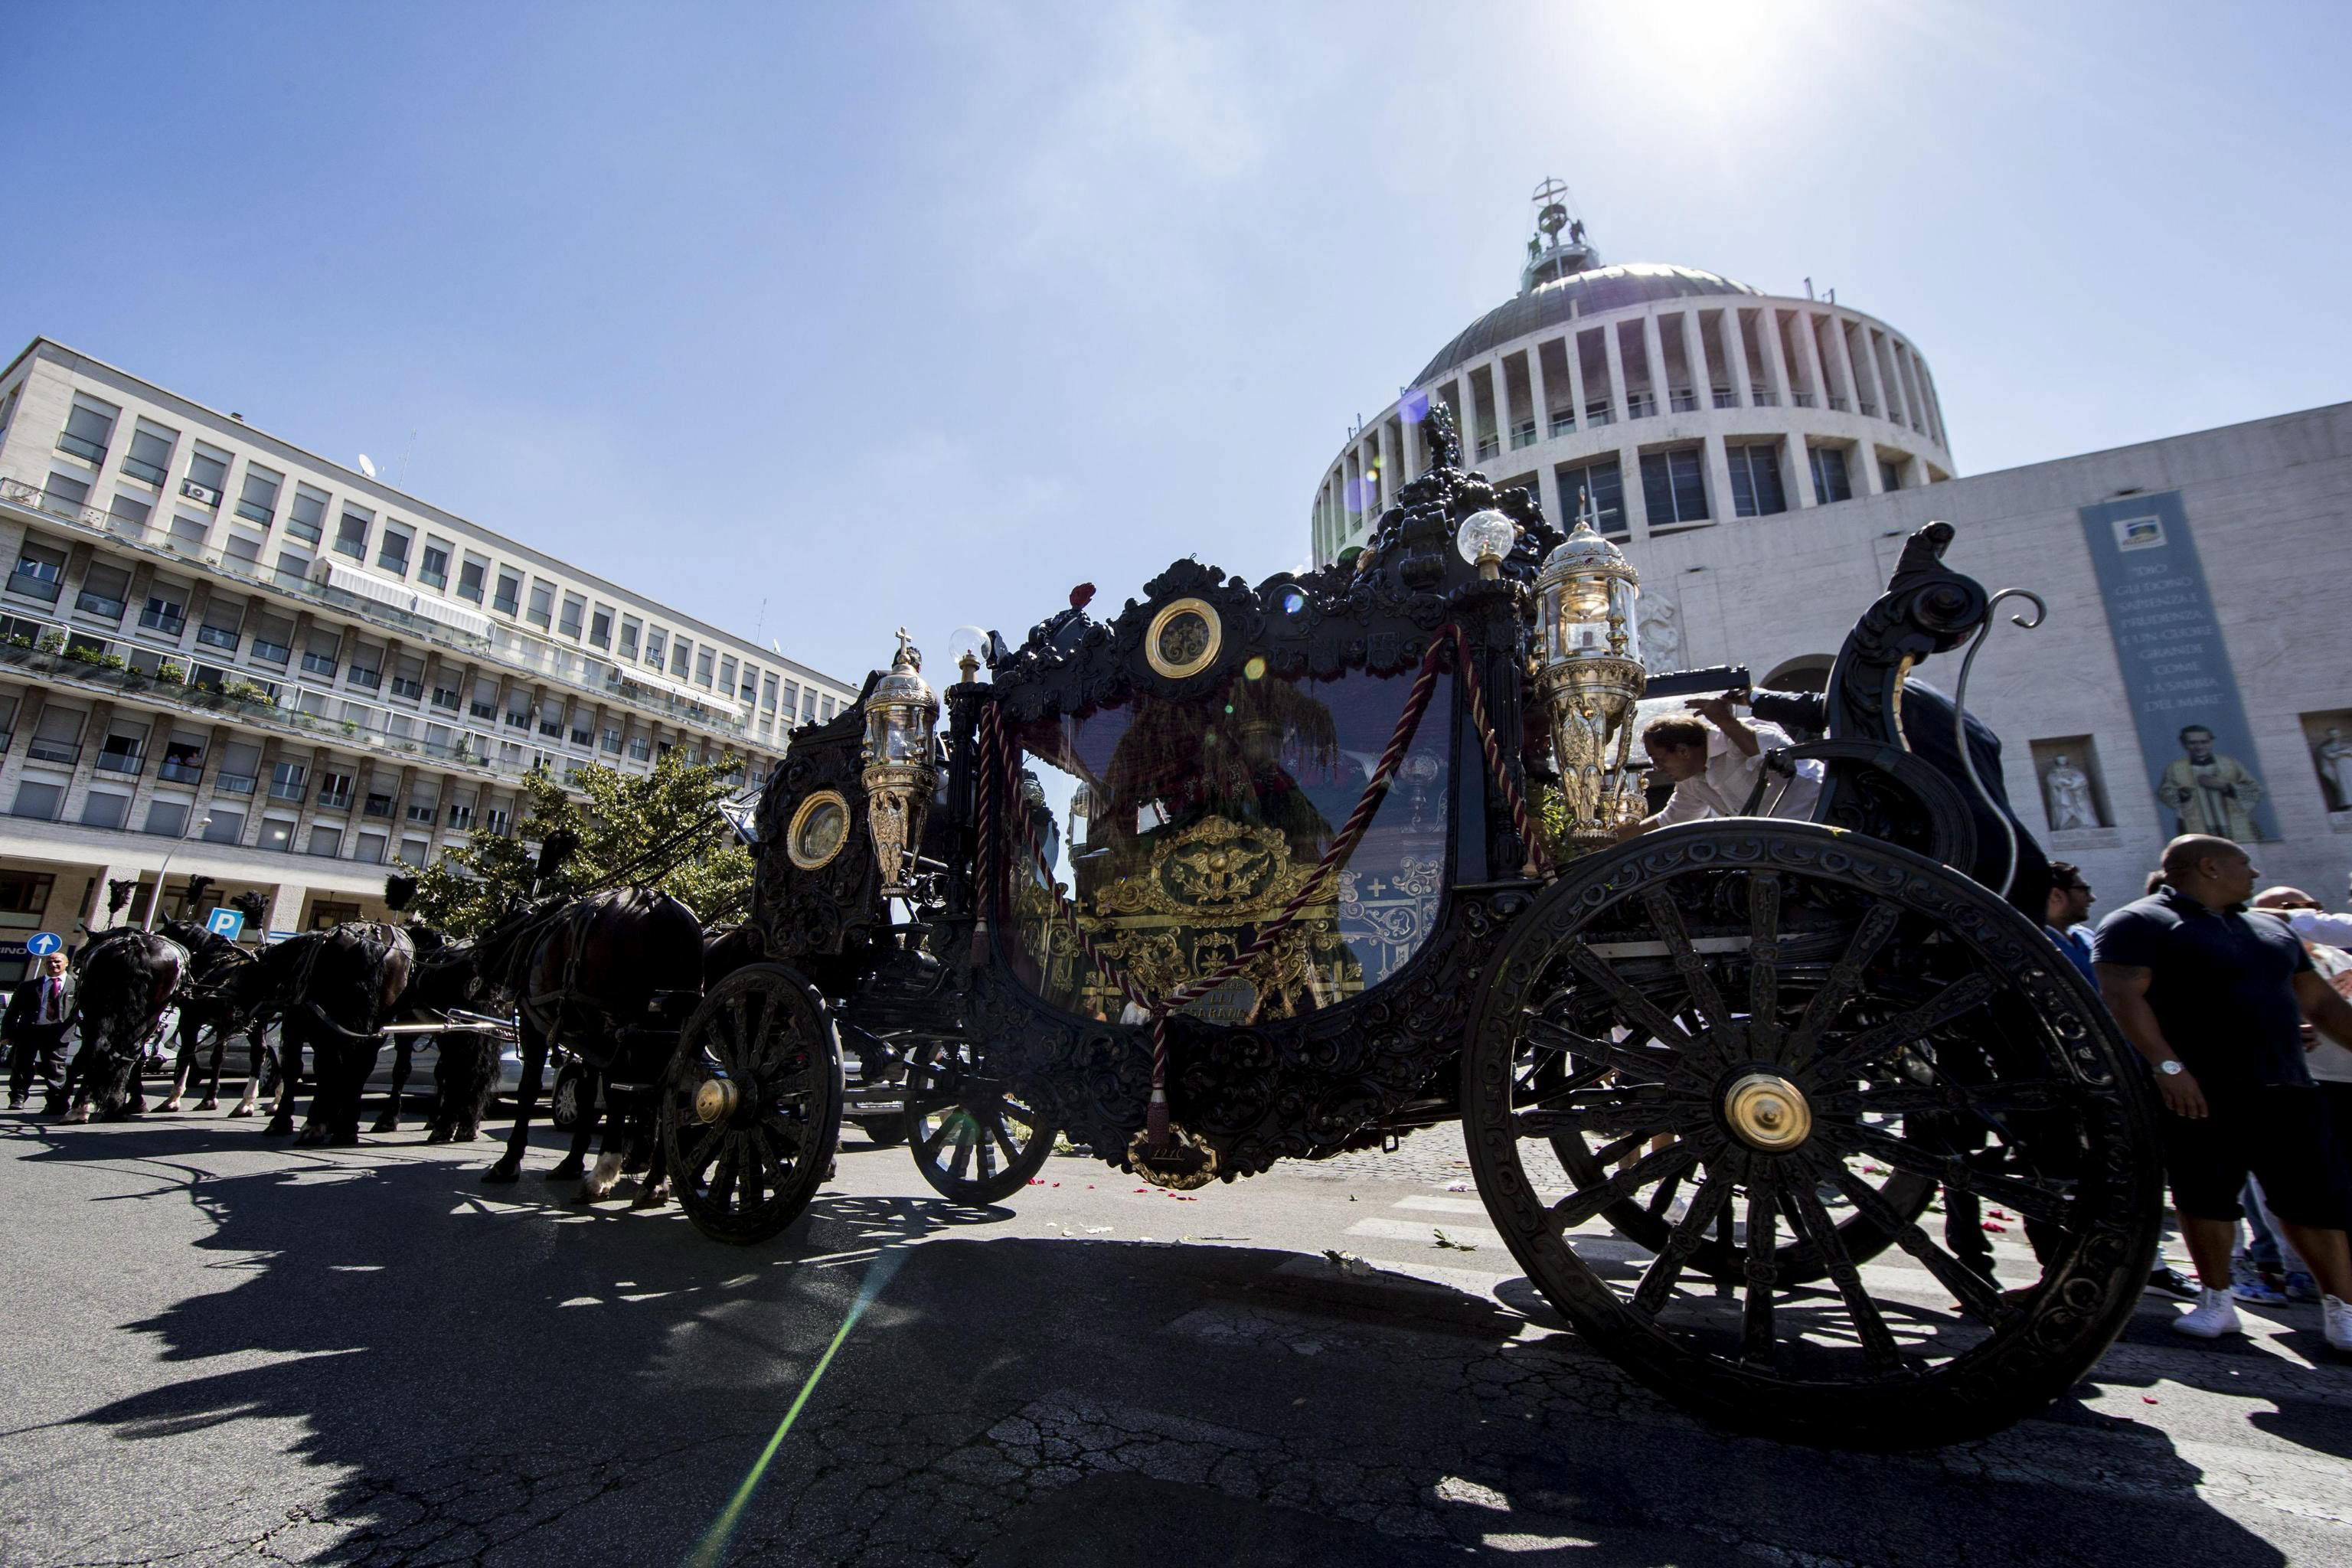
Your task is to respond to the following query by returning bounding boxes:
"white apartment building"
[0,338,853,972]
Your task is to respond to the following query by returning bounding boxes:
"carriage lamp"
[1533,495,1646,845]
[1455,509,1518,580]
[862,629,940,899]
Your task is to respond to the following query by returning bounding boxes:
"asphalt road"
[2,1102,2348,1568]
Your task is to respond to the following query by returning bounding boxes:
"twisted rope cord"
[977,622,1544,1152]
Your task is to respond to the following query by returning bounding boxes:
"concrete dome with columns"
[1310,187,1955,567]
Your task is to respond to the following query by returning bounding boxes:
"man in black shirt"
[2094,835,2352,1349]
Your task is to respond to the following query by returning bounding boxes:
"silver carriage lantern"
[861,629,940,898]
[1533,495,1645,845]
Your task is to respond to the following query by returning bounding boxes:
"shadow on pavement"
[3,1117,2309,1568]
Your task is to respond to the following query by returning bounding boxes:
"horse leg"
[548,1061,597,1184]
[161,1014,197,1112]
[228,1024,262,1117]
[482,1020,545,1183]
[372,1036,412,1134]
[265,1028,300,1136]
[57,1039,98,1123]
[341,1038,381,1145]
[199,1020,224,1111]
[459,1036,494,1142]
[586,1077,635,1199]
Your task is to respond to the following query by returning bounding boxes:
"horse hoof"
[425,1128,451,1145]
[226,1103,253,1119]
[371,1117,400,1135]
[158,1099,183,1114]
[481,1163,521,1184]
[454,1128,479,1143]
[197,1098,218,1112]
[629,1182,670,1210]
[63,1107,90,1125]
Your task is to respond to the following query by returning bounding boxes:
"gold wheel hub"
[1723,1072,1811,1152]
[694,1078,741,1125]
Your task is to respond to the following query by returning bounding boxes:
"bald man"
[2094,834,2352,1350]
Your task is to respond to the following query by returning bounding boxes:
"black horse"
[375,920,518,1142]
[214,923,416,1145]
[479,886,705,1202]
[51,929,188,1122]
[154,906,273,1117]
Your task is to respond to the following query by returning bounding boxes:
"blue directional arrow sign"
[25,932,61,956]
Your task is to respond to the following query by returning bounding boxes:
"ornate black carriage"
[663,410,2162,1448]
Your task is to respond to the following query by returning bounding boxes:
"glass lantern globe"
[947,624,990,682]
[1454,509,1518,572]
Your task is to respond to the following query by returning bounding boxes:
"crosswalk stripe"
[1348,1216,1508,1250]
[1393,1194,1492,1214]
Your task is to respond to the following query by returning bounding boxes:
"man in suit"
[5,952,77,1108]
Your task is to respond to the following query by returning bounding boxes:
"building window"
[783,680,800,718]
[139,590,186,635]
[1638,447,1710,528]
[377,523,412,575]
[694,648,715,688]
[738,666,759,703]
[258,816,296,852]
[416,537,450,590]
[671,639,691,679]
[492,569,521,616]
[644,628,667,668]
[307,825,343,858]
[9,541,66,603]
[77,563,132,620]
[11,781,62,821]
[1553,459,1626,537]
[483,806,511,837]
[1727,443,1788,519]
[1879,459,1903,494]
[80,791,132,830]
[57,398,117,463]
[627,735,651,760]
[96,732,144,776]
[43,470,91,516]
[159,739,204,784]
[400,836,430,864]
[447,801,475,831]
[600,727,622,753]
[820,696,837,722]
[315,771,355,811]
[557,592,585,639]
[717,655,737,695]
[588,605,612,649]
[269,762,309,802]
[123,424,175,485]
[457,555,488,603]
[202,808,245,844]
[1808,444,1854,505]
[761,673,778,711]
[334,510,371,560]
[354,831,388,864]
[618,616,640,658]
[287,486,328,544]
[526,579,554,628]
[109,492,153,535]
[237,466,282,524]
[186,448,229,498]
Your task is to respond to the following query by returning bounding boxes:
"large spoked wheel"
[662,963,843,1245]
[1464,821,2162,1449]
[903,1040,1055,1204]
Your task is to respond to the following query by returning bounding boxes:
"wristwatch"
[2158,1060,2186,1076]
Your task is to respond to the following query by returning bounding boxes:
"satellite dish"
[358,454,377,479]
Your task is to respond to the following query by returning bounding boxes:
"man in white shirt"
[1615,695,1823,840]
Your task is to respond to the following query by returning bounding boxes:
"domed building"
[1310,187,1953,567]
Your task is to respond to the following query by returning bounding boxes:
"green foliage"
[401,750,752,939]
[157,661,187,684]
[35,630,64,652]
[221,681,272,705]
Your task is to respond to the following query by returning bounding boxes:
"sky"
[8,1,2347,685]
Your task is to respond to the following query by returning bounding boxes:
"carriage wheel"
[661,963,842,1245]
[1462,821,2161,1449]
[1524,982,1938,1286]
[854,1117,909,1148]
[903,1040,1055,1204]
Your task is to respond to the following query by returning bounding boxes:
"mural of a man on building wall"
[2159,723,2265,841]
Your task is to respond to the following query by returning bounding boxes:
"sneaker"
[2325,1295,2352,1353]
[2283,1271,2322,1304]
[2233,1257,2288,1305]
[2174,1286,2243,1339]
[2147,1265,2201,1300]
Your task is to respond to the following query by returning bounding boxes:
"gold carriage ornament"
[1532,493,1647,845]
[861,629,940,898]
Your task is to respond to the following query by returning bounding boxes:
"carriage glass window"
[1004,662,1454,1021]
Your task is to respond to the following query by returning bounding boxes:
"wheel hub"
[694,1078,741,1125]
[1722,1071,1811,1152]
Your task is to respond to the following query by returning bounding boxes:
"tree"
[402,750,754,938]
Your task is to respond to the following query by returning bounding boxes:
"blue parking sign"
[26,932,61,956]
[204,907,246,941]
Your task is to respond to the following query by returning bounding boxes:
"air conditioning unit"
[180,480,223,508]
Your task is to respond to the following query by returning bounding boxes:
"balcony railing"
[1669,390,1698,413]
[26,737,80,765]
[1585,403,1614,427]
[1625,393,1657,419]
[121,457,168,485]
[1751,387,1779,407]
[0,478,770,746]
[316,790,353,812]
[1793,392,1818,409]
[299,653,338,678]
[234,499,275,525]
[1713,388,1737,409]
[250,639,291,665]
[1828,396,1851,413]
[214,772,256,795]
[1474,436,1500,459]
[158,759,204,785]
[96,750,144,776]
[138,608,186,635]
[1859,401,1878,418]
[195,624,238,651]
[56,432,108,463]
[75,591,126,619]
[346,668,381,691]
[1548,413,1576,437]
